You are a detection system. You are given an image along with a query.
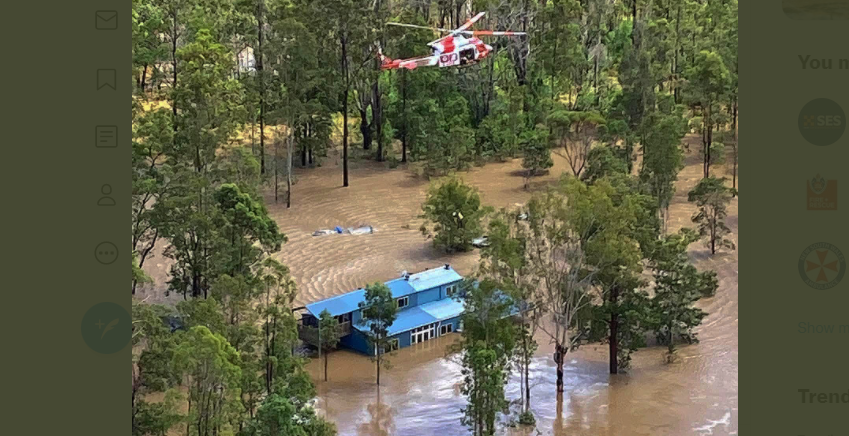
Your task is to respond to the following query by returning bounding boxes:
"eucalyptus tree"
[523,179,599,392]
[477,207,538,420]
[318,309,341,382]
[172,326,243,436]
[688,176,736,255]
[459,279,516,436]
[358,282,398,385]
[160,28,247,299]
[420,177,489,253]
[684,50,730,179]
[319,0,375,187]
[639,98,687,232]
[649,228,717,361]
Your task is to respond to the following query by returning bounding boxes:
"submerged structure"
[297,265,465,355]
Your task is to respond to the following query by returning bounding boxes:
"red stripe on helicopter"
[441,36,455,53]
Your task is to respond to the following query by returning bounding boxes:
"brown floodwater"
[140,138,738,435]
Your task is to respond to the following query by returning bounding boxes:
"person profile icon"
[98,184,116,206]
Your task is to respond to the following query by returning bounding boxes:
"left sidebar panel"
[2,0,130,434]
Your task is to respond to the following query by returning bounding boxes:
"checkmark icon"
[95,10,118,30]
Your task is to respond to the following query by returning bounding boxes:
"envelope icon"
[95,10,118,30]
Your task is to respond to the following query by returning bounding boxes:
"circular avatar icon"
[81,302,131,354]
[798,242,846,290]
[94,241,119,265]
[798,98,845,146]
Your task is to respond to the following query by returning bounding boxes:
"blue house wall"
[440,282,461,300]
[304,266,466,355]
[341,328,372,355]
[340,315,463,356]
[414,287,441,306]
[394,330,412,348]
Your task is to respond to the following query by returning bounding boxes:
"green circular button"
[81,302,131,354]
[798,98,845,146]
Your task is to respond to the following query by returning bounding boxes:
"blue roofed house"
[297,264,465,355]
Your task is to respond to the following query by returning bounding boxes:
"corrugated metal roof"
[355,297,465,336]
[407,266,463,292]
[385,278,416,298]
[383,307,434,336]
[304,288,366,318]
[419,297,464,320]
[304,266,462,318]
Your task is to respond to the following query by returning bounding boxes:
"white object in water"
[349,225,374,235]
[472,236,490,247]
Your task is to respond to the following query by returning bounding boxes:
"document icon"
[96,126,117,148]
[95,11,118,30]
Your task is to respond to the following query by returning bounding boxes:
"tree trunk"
[274,136,278,203]
[711,224,716,254]
[732,99,738,141]
[171,16,178,136]
[706,111,712,179]
[359,107,372,150]
[257,1,266,175]
[732,144,737,196]
[673,4,681,104]
[324,349,329,382]
[140,64,148,92]
[131,381,138,431]
[373,80,383,161]
[342,35,350,187]
[401,71,408,163]
[555,344,565,392]
[287,134,293,208]
[630,0,638,44]
[523,330,531,412]
[185,384,192,436]
[609,287,619,374]
[702,108,709,179]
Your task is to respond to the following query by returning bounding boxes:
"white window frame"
[439,323,453,335]
[397,296,409,309]
[446,284,457,297]
[410,323,437,344]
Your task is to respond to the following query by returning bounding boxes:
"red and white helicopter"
[379,12,526,71]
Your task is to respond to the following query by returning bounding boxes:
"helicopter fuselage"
[431,35,492,67]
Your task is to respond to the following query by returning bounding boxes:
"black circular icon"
[81,302,131,354]
[95,242,118,265]
[798,98,845,146]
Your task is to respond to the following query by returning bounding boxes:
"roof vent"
[444,263,450,270]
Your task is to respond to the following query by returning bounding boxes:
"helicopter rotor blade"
[454,12,487,34]
[386,22,454,33]
[461,30,527,36]
[428,12,486,46]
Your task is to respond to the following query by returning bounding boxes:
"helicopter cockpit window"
[460,48,475,63]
